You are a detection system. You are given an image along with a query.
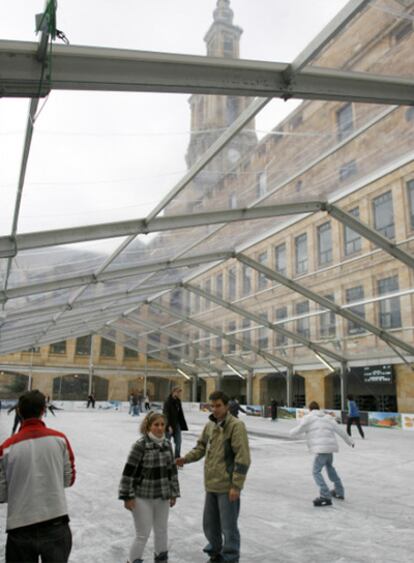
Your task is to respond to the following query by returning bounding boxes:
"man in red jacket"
[0,390,76,563]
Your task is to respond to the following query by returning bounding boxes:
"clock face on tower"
[227,148,241,164]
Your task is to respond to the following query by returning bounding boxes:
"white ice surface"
[1,409,414,563]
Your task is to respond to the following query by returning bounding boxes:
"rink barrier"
[1,400,413,431]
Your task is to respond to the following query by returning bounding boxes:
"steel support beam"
[183,282,345,363]
[2,41,414,105]
[237,253,414,357]
[0,202,324,257]
[0,251,231,303]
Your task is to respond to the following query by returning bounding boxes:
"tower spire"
[213,0,234,25]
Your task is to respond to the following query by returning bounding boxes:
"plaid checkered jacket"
[119,435,180,500]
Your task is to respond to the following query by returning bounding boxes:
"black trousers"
[6,520,72,563]
[347,416,365,438]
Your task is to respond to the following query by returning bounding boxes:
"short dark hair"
[309,401,320,410]
[347,394,354,400]
[18,390,46,420]
[209,390,229,405]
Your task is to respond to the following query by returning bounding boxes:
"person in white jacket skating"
[290,401,354,506]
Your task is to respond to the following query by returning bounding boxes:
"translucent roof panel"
[11,91,189,233]
[2,1,348,61]
[6,238,127,290]
[307,0,414,78]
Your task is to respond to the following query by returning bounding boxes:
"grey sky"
[0,0,348,236]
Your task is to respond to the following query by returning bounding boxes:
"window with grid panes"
[258,313,268,349]
[203,331,211,355]
[204,279,211,310]
[124,347,138,359]
[407,180,414,229]
[228,267,237,300]
[319,295,336,338]
[295,234,308,275]
[75,335,91,356]
[242,264,252,296]
[257,251,268,290]
[227,321,236,353]
[216,273,223,299]
[275,306,288,346]
[377,276,401,329]
[344,207,362,256]
[317,222,332,266]
[147,333,161,354]
[373,191,394,239]
[256,171,267,198]
[215,327,222,354]
[241,318,251,347]
[336,103,354,141]
[274,243,286,276]
[296,301,310,338]
[346,286,366,335]
[50,341,66,354]
[168,337,181,361]
[100,337,115,357]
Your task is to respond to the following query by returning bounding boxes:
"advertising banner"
[278,407,297,419]
[401,414,414,431]
[368,411,401,429]
[245,405,263,417]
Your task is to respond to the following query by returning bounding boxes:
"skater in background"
[119,411,179,563]
[176,391,250,563]
[128,393,134,415]
[131,394,140,417]
[163,387,188,459]
[0,390,75,563]
[144,394,151,411]
[228,397,246,418]
[290,401,354,507]
[270,398,278,421]
[346,394,365,438]
[7,404,21,435]
[86,393,96,408]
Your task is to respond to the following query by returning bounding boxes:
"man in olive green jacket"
[176,391,250,563]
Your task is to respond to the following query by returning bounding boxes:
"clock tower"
[185,0,257,196]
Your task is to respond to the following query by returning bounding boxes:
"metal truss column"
[88,335,95,396]
[192,375,198,403]
[286,367,294,408]
[246,370,253,405]
[340,362,348,412]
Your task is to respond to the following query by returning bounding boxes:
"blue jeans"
[6,519,72,563]
[312,453,344,499]
[203,492,240,563]
[168,426,182,458]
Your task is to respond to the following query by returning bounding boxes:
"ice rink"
[1,407,413,563]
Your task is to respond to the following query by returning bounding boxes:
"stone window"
[344,207,362,256]
[295,233,308,275]
[346,286,366,335]
[317,221,333,266]
[274,243,286,276]
[378,276,401,329]
[373,191,395,239]
[336,103,354,141]
[296,301,310,338]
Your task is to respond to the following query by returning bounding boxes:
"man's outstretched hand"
[176,457,185,467]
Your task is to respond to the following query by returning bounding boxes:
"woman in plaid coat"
[119,411,180,563]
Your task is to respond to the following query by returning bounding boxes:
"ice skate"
[331,489,345,500]
[313,496,332,507]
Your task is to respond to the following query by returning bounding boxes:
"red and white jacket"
[0,418,76,531]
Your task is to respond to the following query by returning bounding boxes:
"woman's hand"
[169,497,176,508]
[124,498,136,511]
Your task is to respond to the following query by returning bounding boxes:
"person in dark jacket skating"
[270,398,278,421]
[346,394,365,438]
[163,387,188,458]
